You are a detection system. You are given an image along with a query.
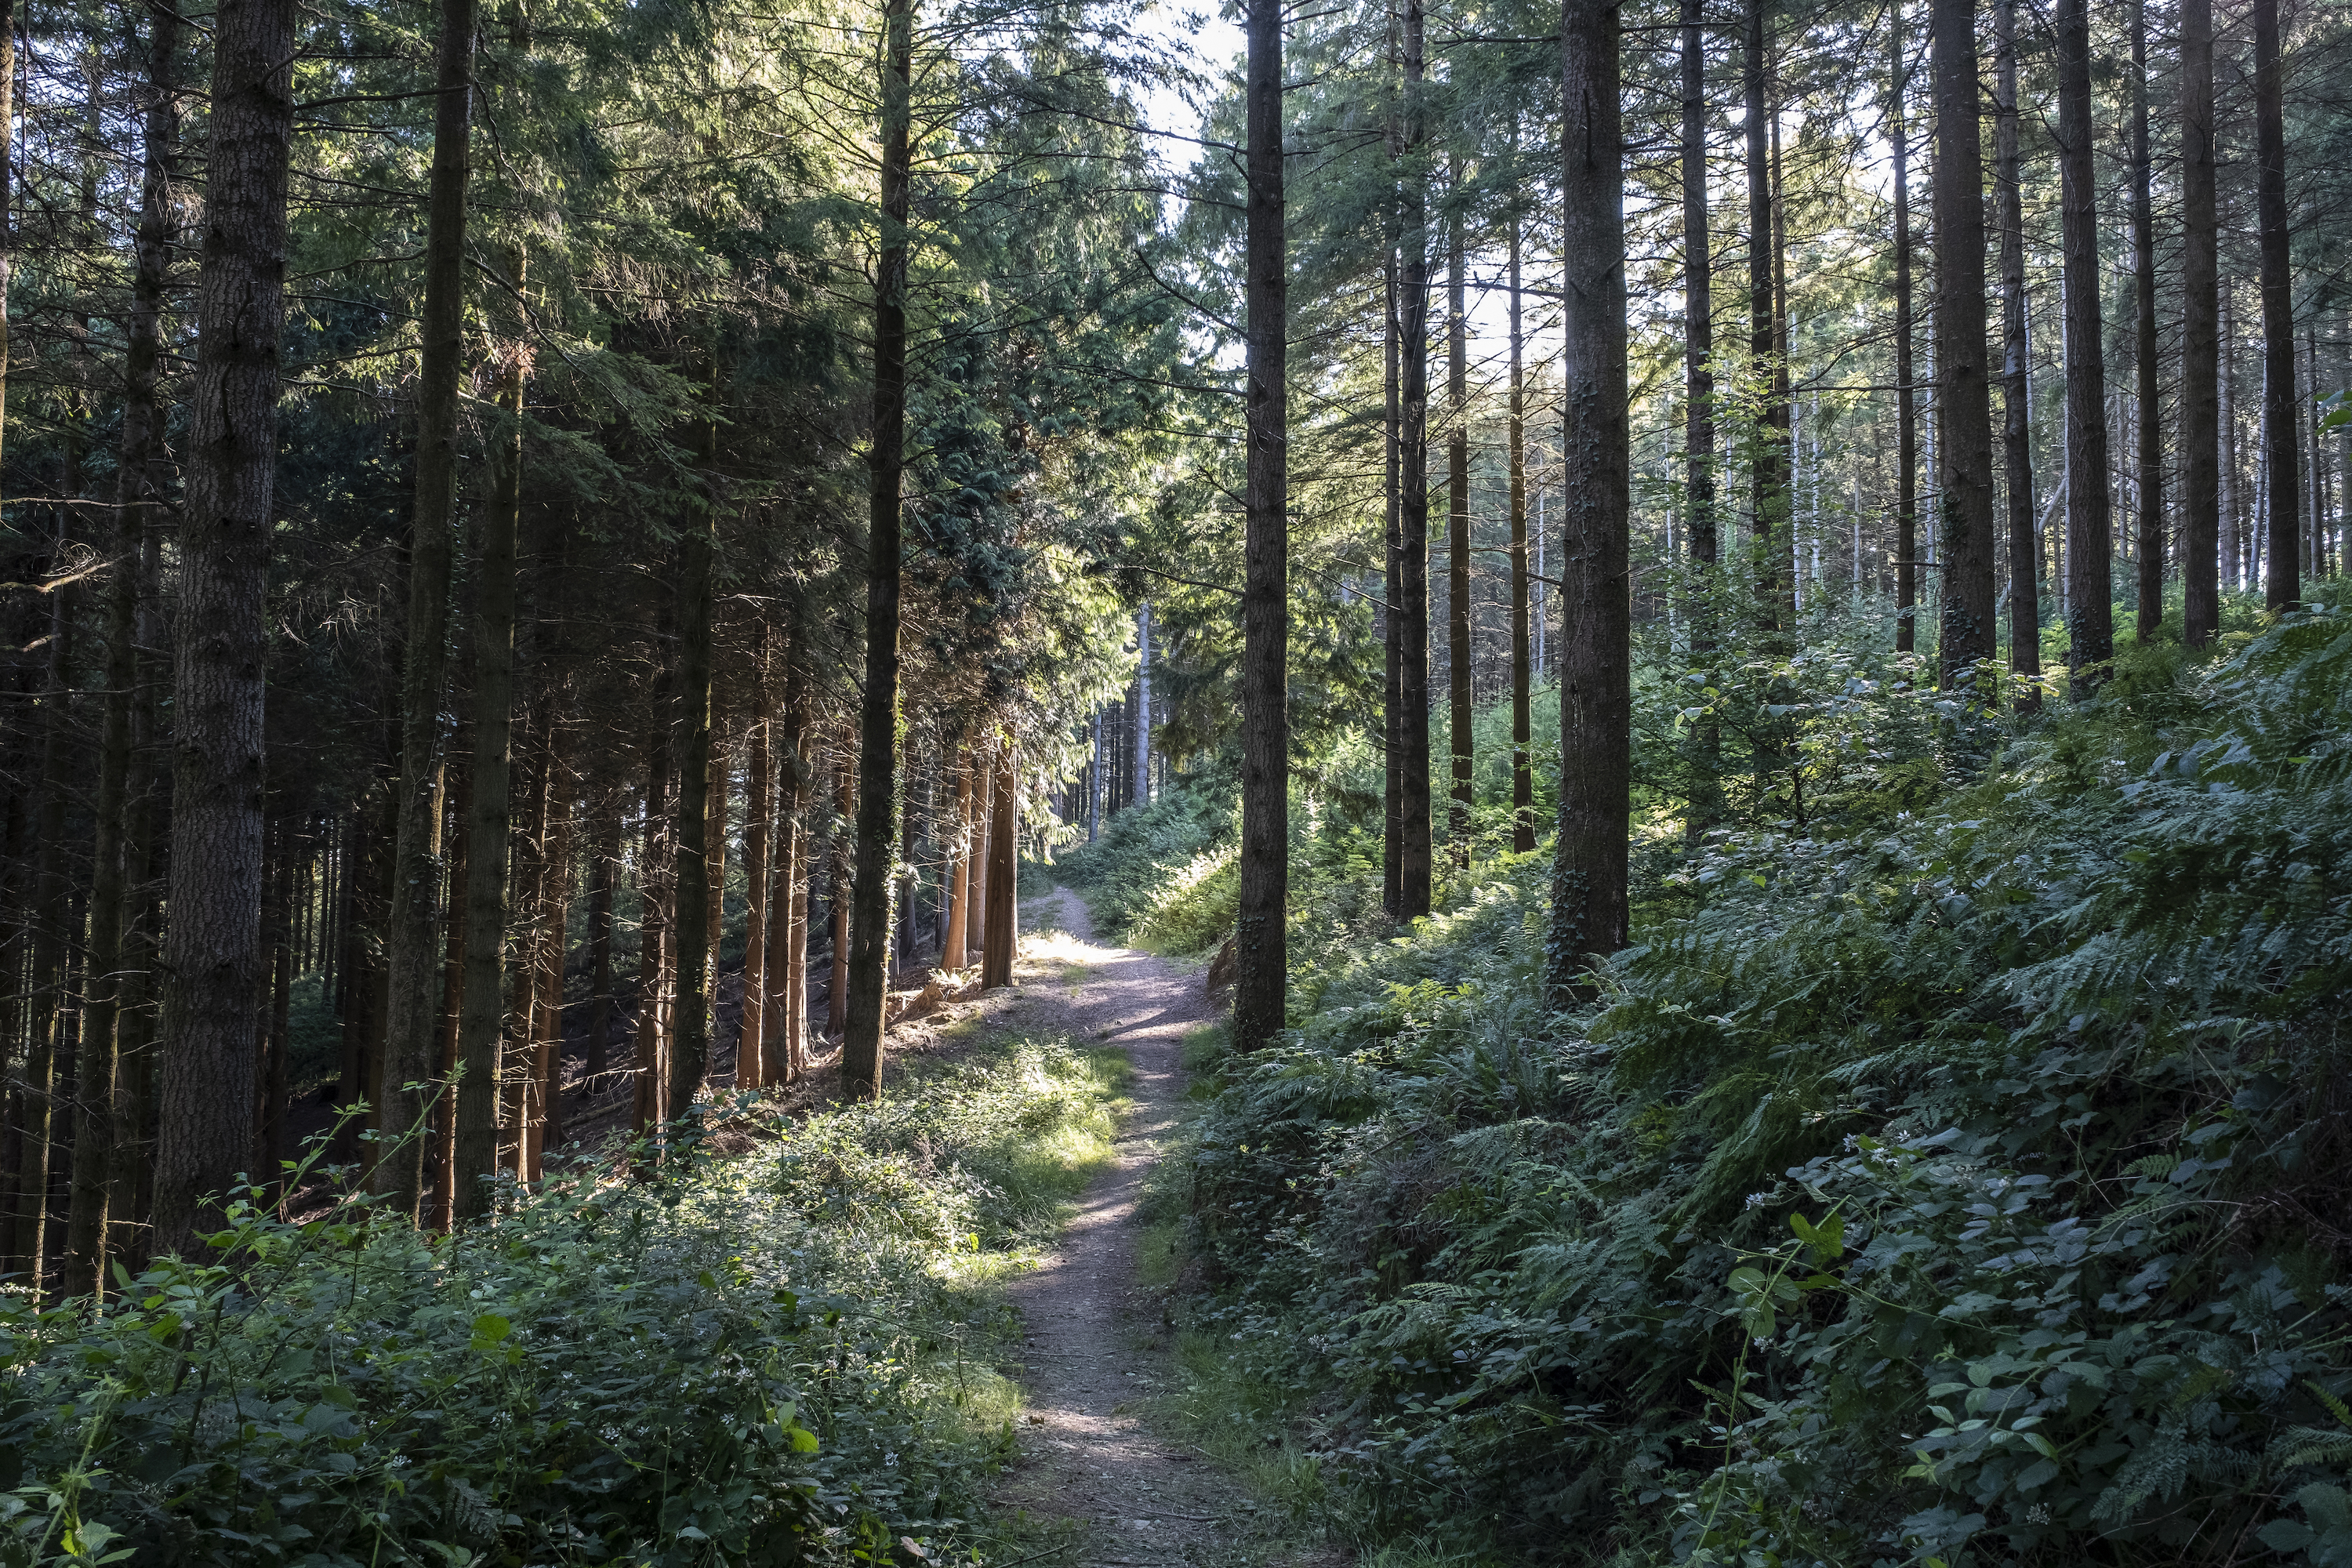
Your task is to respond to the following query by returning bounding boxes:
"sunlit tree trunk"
[1446,171,1472,865]
[1548,0,1629,1006]
[829,754,854,1040]
[1744,0,1787,640]
[982,750,1018,989]
[1396,0,1432,920]
[1508,162,1535,856]
[1682,0,1721,840]
[1890,2,1918,655]
[943,753,971,971]
[152,0,296,1261]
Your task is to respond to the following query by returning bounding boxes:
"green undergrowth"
[1163,600,2352,1566]
[0,1034,1127,1566]
[1054,785,1236,952]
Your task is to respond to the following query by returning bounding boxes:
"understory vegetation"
[1129,597,2352,1566]
[0,1035,1123,1566]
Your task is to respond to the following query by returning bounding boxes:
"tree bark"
[844,0,912,1100]
[740,644,771,1087]
[1891,1,1918,655]
[0,0,16,474]
[431,756,468,1229]
[1745,0,1788,641]
[2129,0,2163,640]
[1396,0,1433,920]
[152,0,295,1261]
[829,755,854,1040]
[2179,0,2221,646]
[1508,165,1535,856]
[768,626,809,1080]
[585,785,617,1081]
[630,664,673,1134]
[1446,172,1472,864]
[1236,0,1290,1048]
[982,750,1018,989]
[670,401,720,1127]
[1683,0,1722,837]
[1994,0,2039,710]
[943,753,971,970]
[2056,0,2111,696]
[1931,0,1998,688]
[964,756,989,963]
[452,339,524,1220]
[2252,0,2299,612]
[528,771,572,1176]
[1548,0,1630,1004]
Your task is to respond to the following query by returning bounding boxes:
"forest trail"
[993,886,1337,1567]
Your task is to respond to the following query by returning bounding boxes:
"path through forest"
[992,886,1341,1567]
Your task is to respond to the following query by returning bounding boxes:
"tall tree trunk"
[1396,0,1432,919]
[670,402,720,1127]
[943,754,971,971]
[982,750,1018,989]
[1683,0,1722,838]
[1745,0,1788,639]
[1446,172,1472,865]
[2057,0,2112,695]
[1549,0,1629,1005]
[431,756,468,1229]
[1994,0,2039,710]
[1508,166,1535,855]
[16,579,74,1290]
[2252,0,2299,612]
[1931,0,1998,688]
[2178,0,2221,645]
[0,0,16,473]
[768,628,809,1080]
[964,757,989,964]
[1236,0,1290,1048]
[631,667,673,1133]
[260,832,293,1200]
[1892,2,1918,654]
[1134,605,1152,805]
[152,0,295,1261]
[1382,234,1403,913]
[2130,0,2163,639]
[584,786,616,1081]
[829,755,853,1040]
[528,769,572,1177]
[452,339,524,1221]
[65,0,180,1298]
[378,0,482,1222]
[844,0,912,1100]
[740,645,771,1087]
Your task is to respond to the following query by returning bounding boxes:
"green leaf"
[2259,1519,2319,1552]
[469,1313,513,1354]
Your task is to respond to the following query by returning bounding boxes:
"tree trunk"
[829,756,854,1040]
[1892,2,1918,655]
[2178,0,2221,645]
[670,413,720,1128]
[740,648,771,1088]
[631,671,673,1133]
[65,0,180,1297]
[1134,605,1152,806]
[1396,0,1432,920]
[431,756,468,1229]
[1682,0,1722,837]
[844,0,912,1101]
[2130,0,2163,640]
[152,0,296,1261]
[585,786,616,1081]
[0,0,16,474]
[1994,0,2040,710]
[1548,0,1629,1005]
[943,754,972,970]
[1508,163,1535,856]
[452,339,524,1221]
[1235,0,1290,1047]
[768,629,809,1080]
[2057,0,2111,696]
[1745,0,1788,640]
[528,775,572,1177]
[1931,0,1998,688]
[2252,0,2299,612]
[964,757,989,963]
[982,750,1018,989]
[1446,172,1472,865]
[1383,237,1403,914]
[260,833,293,1200]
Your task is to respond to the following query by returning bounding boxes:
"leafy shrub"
[1,1036,1127,1566]
[1181,601,2352,1565]
[1056,780,1236,944]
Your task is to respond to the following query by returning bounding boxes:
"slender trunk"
[1446,171,1472,863]
[943,757,972,970]
[1746,0,1787,639]
[1995,0,2040,710]
[982,751,1018,989]
[1683,0,1722,837]
[2130,0,2163,638]
[0,0,16,471]
[585,788,616,1080]
[2178,0,2221,645]
[1892,2,1918,654]
[432,757,468,1229]
[1134,605,1152,805]
[1549,0,1630,1004]
[829,755,853,1040]
[2252,0,2298,612]
[452,339,524,1220]
[261,834,293,1198]
[740,647,771,1087]
[1235,0,1291,1045]
[152,0,296,1260]
[964,757,989,962]
[631,665,673,1134]
[670,401,720,1128]
[1508,171,1534,855]
[1397,0,1432,919]
[1770,111,1795,631]
[21,583,76,1292]
[528,771,572,1175]
[1383,241,1403,914]
[768,628,809,1079]
[845,0,912,1099]
[2057,0,2111,695]
[1931,0,1998,687]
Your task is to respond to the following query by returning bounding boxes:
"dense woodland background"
[0,0,2347,1554]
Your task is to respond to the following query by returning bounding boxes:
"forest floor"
[989,884,1348,1568]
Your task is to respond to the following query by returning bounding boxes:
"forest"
[0,0,2346,1552]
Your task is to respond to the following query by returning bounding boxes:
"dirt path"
[991,886,1322,1567]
